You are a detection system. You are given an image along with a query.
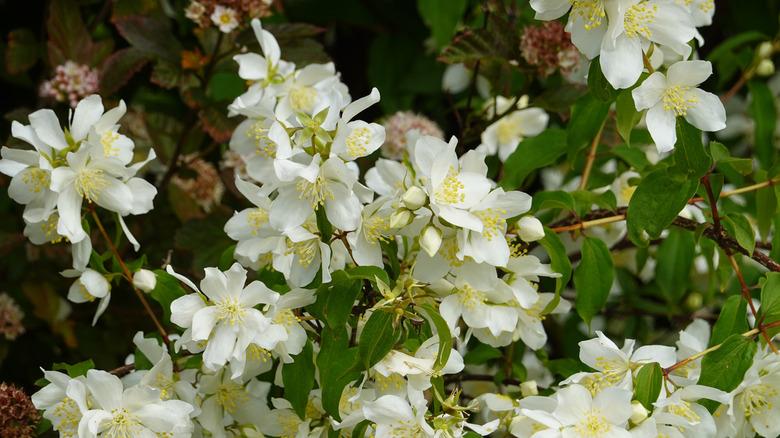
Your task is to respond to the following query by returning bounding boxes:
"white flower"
[31,370,87,437]
[167,263,278,372]
[62,268,111,325]
[529,0,608,59]
[271,220,333,287]
[600,0,696,89]
[516,216,545,242]
[210,5,239,33]
[196,370,271,437]
[132,332,198,405]
[330,88,386,161]
[669,319,710,385]
[521,384,633,438]
[348,198,392,267]
[250,287,316,363]
[132,269,156,292]
[234,19,296,87]
[652,385,727,437]
[77,369,193,437]
[478,107,549,161]
[363,395,435,438]
[274,62,350,123]
[565,331,676,393]
[224,176,277,266]
[632,60,726,152]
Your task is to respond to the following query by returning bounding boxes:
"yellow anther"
[662,85,698,116]
[345,126,372,158]
[623,2,658,39]
[435,166,465,205]
[571,0,606,30]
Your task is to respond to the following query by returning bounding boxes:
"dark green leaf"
[574,237,614,325]
[698,334,756,394]
[567,94,610,152]
[672,119,711,179]
[308,271,362,330]
[501,128,568,189]
[710,141,753,175]
[417,0,467,47]
[344,266,391,290]
[710,295,748,346]
[531,191,576,213]
[587,58,618,102]
[748,80,777,167]
[283,340,316,419]
[759,273,780,338]
[52,360,94,377]
[722,214,756,255]
[634,362,663,409]
[149,270,187,322]
[358,310,401,370]
[655,229,695,304]
[418,304,452,371]
[539,227,572,314]
[627,170,699,244]
[616,90,642,146]
[317,327,362,421]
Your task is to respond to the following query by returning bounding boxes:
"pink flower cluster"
[0,294,24,341]
[39,61,100,108]
[381,111,444,160]
[520,21,581,77]
[172,155,225,212]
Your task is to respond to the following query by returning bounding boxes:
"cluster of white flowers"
[531,0,726,152]
[11,2,780,437]
[0,95,157,323]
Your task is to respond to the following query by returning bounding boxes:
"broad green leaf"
[539,227,572,315]
[587,58,618,102]
[748,80,777,167]
[634,362,663,410]
[698,334,756,395]
[755,172,777,241]
[710,141,753,175]
[149,270,187,322]
[710,295,748,346]
[531,191,576,213]
[53,360,94,378]
[759,273,780,338]
[673,119,712,179]
[616,90,642,146]
[283,340,316,419]
[317,327,362,421]
[418,304,453,371]
[501,128,568,189]
[612,144,649,170]
[308,271,362,330]
[567,94,610,153]
[627,170,699,244]
[345,266,391,289]
[655,229,695,304]
[417,0,468,47]
[722,214,756,255]
[574,237,614,325]
[464,343,502,365]
[358,310,401,370]
[571,190,617,217]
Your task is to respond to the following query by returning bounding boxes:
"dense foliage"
[2,0,780,437]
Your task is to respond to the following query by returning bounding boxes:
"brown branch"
[579,118,606,190]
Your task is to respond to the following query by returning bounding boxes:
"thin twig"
[579,118,606,190]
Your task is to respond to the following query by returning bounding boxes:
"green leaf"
[208,71,246,102]
[655,229,695,304]
[710,141,753,175]
[755,172,777,241]
[539,227,572,315]
[748,80,777,167]
[759,273,780,338]
[627,170,699,244]
[501,128,568,189]
[317,327,362,421]
[571,190,617,216]
[587,58,618,102]
[358,310,401,370]
[710,295,748,346]
[418,304,453,371]
[698,334,756,394]
[53,360,94,377]
[672,119,712,179]
[616,90,642,146]
[464,343,502,365]
[417,0,467,48]
[344,266,391,289]
[149,270,187,322]
[567,94,610,152]
[574,237,614,325]
[531,191,576,213]
[722,214,756,255]
[283,340,316,419]
[634,362,663,410]
[308,271,362,330]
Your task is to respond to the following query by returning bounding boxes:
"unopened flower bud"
[758,41,775,59]
[390,208,414,229]
[517,216,545,242]
[685,292,703,310]
[630,400,649,424]
[520,380,538,397]
[757,59,775,77]
[401,186,428,210]
[133,269,157,293]
[420,225,443,257]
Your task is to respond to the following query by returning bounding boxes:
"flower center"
[22,168,50,193]
[345,126,372,158]
[216,297,246,325]
[216,381,249,414]
[51,397,81,436]
[574,411,611,437]
[496,118,520,145]
[623,2,657,39]
[246,121,275,158]
[662,85,698,116]
[296,175,334,208]
[571,0,606,30]
[289,86,318,113]
[219,12,233,25]
[41,214,64,244]
[273,309,299,326]
[286,237,318,267]
[247,344,272,362]
[475,208,507,240]
[667,401,700,423]
[106,408,141,438]
[278,411,303,438]
[75,168,107,202]
[742,384,777,418]
[434,167,465,205]
[154,373,175,400]
[101,130,121,157]
[458,284,487,309]
[247,208,269,235]
[363,215,389,243]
